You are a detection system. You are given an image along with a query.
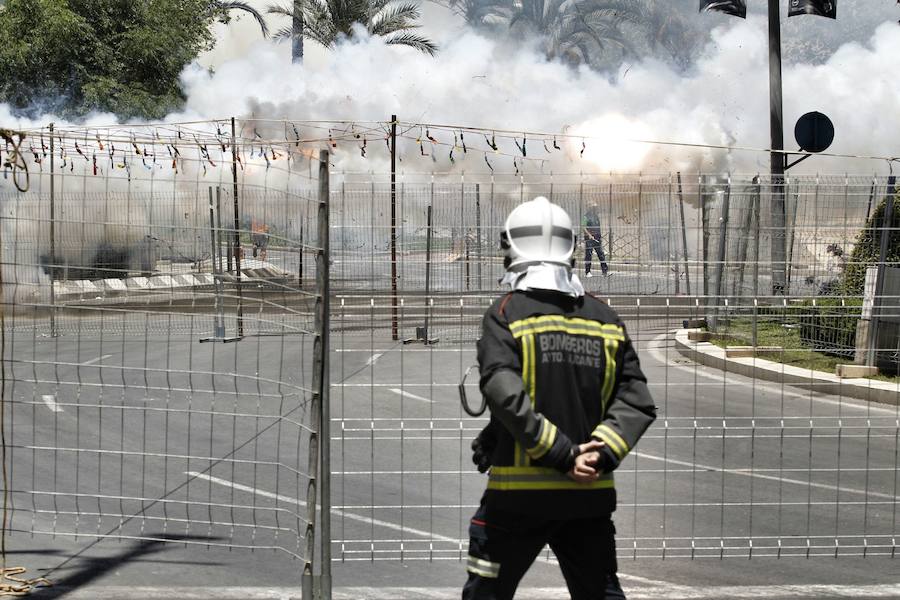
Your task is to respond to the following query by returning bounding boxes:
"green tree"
[267,0,437,61]
[0,0,268,120]
[842,188,900,296]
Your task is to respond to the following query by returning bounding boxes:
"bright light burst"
[568,114,652,172]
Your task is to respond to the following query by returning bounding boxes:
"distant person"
[583,201,609,277]
[464,196,656,599]
[251,220,269,261]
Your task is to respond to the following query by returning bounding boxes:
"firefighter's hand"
[567,440,604,483]
[471,425,498,474]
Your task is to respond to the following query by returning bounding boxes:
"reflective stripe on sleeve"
[592,423,629,460]
[526,418,557,460]
[467,556,500,578]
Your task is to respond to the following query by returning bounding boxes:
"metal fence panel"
[0,127,330,588]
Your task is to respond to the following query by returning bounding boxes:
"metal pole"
[752,176,762,347]
[711,178,732,329]
[868,175,897,367]
[390,115,398,341]
[475,183,482,291]
[232,118,244,338]
[209,187,225,338]
[49,124,57,337]
[425,199,433,337]
[768,0,787,295]
[701,175,709,303]
[677,172,691,295]
[669,175,677,295]
[316,150,332,598]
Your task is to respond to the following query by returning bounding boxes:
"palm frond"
[272,24,295,40]
[216,1,270,37]
[384,31,438,55]
[370,2,421,36]
[266,2,294,17]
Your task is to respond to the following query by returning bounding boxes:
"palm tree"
[506,0,643,67]
[268,1,306,63]
[268,0,437,63]
[214,1,271,37]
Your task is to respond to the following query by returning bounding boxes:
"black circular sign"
[794,111,834,153]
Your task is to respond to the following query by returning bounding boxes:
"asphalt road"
[1,309,898,599]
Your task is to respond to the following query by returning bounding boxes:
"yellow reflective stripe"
[593,424,628,459]
[487,479,615,491]
[601,338,619,413]
[510,315,624,337]
[488,465,615,490]
[526,419,557,460]
[467,556,500,578]
[513,337,534,465]
[511,323,625,341]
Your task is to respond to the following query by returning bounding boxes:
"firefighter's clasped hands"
[567,440,607,483]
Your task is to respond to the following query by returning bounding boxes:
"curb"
[673,329,900,407]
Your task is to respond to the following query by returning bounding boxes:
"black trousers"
[463,502,625,600]
[584,238,608,274]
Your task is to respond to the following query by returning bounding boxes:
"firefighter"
[463,196,656,600]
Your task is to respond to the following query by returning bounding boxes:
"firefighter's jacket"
[477,289,656,518]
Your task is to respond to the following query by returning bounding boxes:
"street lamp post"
[768,0,787,295]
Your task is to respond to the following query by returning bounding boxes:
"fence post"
[677,172,691,296]
[710,176,731,329]
[752,176,762,347]
[868,175,897,367]
[701,174,709,304]
[670,174,677,295]
[306,149,331,599]
[49,123,57,337]
[390,115,398,341]
[475,183,482,291]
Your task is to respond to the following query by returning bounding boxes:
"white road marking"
[41,394,63,413]
[34,584,900,600]
[634,451,897,501]
[645,334,898,415]
[365,353,384,367]
[186,472,459,546]
[388,388,433,403]
[81,354,113,366]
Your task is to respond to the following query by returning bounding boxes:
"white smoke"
[175,14,900,176]
[2,8,899,305]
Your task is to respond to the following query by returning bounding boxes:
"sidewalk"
[673,329,900,406]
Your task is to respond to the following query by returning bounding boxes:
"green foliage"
[842,187,900,296]
[797,297,862,358]
[0,0,263,119]
[268,0,437,58]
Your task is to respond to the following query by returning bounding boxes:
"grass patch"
[709,319,850,376]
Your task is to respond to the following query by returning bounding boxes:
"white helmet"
[501,196,575,271]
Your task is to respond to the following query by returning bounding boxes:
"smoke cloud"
[174,15,900,175]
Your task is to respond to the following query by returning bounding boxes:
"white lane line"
[365,353,384,367]
[328,584,900,599]
[41,394,63,413]
[645,334,898,415]
[34,584,900,600]
[633,451,897,501]
[81,354,113,366]
[186,472,459,546]
[388,388,433,403]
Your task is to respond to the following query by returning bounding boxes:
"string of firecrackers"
[9,122,378,180]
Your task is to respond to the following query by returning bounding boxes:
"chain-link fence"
[328,171,900,569]
[1,124,332,594]
[3,121,900,597]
